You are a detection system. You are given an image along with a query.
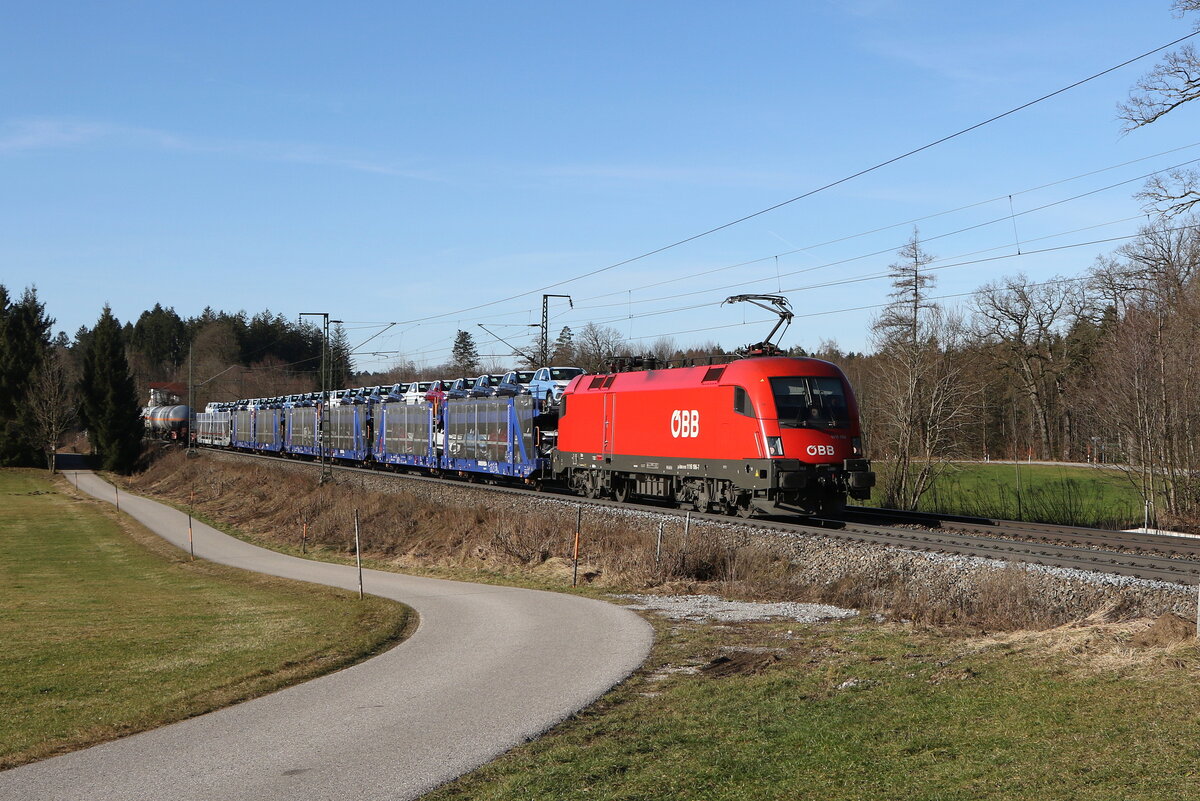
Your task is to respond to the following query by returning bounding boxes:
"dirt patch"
[1131,613,1196,647]
[928,666,978,684]
[701,649,784,678]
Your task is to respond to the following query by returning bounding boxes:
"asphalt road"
[1,470,654,801]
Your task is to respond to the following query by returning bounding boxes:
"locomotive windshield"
[769,376,850,429]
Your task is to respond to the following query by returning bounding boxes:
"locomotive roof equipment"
[722,294,794,358]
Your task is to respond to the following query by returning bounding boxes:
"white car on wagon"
[528,366,586,405]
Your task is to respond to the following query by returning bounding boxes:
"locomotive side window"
[733,386,756,418]
[769,376,849,429]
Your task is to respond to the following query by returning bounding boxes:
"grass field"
[0,469,412,769]
[868,462,1145,528]
[429,614,1200,801]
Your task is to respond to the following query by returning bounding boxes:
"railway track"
[841,505,1200,560]
[203,449,1200,587]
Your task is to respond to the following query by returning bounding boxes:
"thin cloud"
[862,33,1058,88]
[0,118,112,152]
[537,162,799,189]
[0,117,439,180]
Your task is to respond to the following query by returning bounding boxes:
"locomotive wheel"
[735,499,754,519]
[818,492,846,516]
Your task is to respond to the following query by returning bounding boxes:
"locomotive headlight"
[766,436,783,456]
[851,437,863,456]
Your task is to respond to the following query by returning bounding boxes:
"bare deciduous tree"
[1137,168,1200,218]
[1120,40,1200,132]
[1084,220,1200,521]
[30,348,76,472]
[970,274,1085,459]
[574,323,627,372]
[1121,3,1200,216]
[870,231,976,509]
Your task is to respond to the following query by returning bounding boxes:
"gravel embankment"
[614,594,858,622]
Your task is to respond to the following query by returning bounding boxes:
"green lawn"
[430,617,1200,801]
[0,469,411,768]
[868,462,1145,528]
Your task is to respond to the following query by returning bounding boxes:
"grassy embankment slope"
[867,462,1144,528]
[0,469,411,769]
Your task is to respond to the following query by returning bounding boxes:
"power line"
[576,143,1200,303]
[577,218,1190,330]
[386,29,1200,327]
[575,213,1144,325]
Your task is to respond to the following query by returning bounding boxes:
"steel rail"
[842,505,1200,560]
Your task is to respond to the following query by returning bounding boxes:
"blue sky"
[3,1,1198,371]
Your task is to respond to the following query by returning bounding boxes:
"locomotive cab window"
[769,376,849,429]
[733,386,756,418]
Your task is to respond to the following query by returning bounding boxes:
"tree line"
[0,294,141,472]
[0,299,349,473]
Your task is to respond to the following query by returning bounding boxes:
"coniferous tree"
[0,285,54,465]
[130,303,188,370]
[79,306,142,473]
[329,323,354,388]
[450,330,481,375]
[550,326,575,363]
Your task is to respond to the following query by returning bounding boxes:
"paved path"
[1,471,653,801]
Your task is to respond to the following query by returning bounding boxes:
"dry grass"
[125,450,1189,632]
[972,609,1200,677]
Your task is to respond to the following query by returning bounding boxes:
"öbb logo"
[670,410,700,438]
[806,444,836,456]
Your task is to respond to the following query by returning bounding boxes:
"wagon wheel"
[735,496,755,519]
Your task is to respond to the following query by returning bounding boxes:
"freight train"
[193,354,875,517]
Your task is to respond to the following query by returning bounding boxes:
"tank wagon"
[142,404,191,442]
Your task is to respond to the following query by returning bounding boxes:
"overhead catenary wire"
[381,29,1200,329]
[572,212,1148,327]
[340,139,1200,351]
[570,156,1200,315]
[358,214,1157,371]
[357,140,1200,368]
[574,220,1195,331]
[577,140,1200,303]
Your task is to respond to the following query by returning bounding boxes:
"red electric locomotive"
[551,355,875,516]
